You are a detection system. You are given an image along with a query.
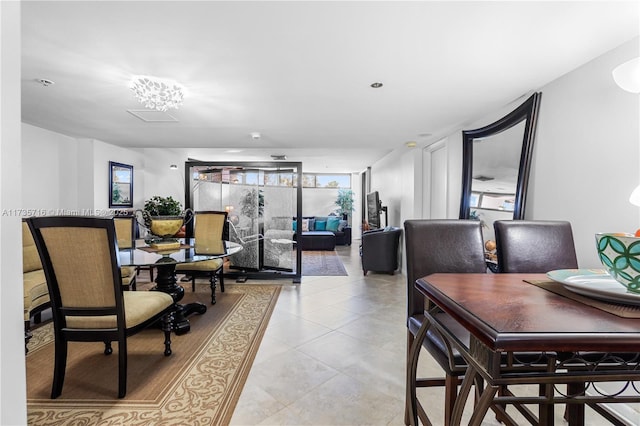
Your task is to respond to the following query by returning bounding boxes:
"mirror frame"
[459,92,541,220]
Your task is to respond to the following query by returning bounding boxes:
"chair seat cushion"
[24,270,50,319]
[66,291,173,329]
[409,312,469,373]
[175,259,223,272]
[120,266,136,278]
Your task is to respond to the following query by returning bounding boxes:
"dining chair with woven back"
[114,216,138,290]
[26,216,175,399]
[404,219,488,426]
[175,211,228,305]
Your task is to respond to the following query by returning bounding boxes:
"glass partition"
[184,161,302,283]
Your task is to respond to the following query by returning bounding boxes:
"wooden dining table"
[407,273,640,426]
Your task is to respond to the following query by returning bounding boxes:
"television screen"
[366,191,381,229]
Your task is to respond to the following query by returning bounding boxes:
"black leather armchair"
[360,227,402,275]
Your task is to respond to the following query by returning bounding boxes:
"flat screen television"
[366,191,381,229]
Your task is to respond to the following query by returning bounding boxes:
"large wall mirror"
[459,92,542,244]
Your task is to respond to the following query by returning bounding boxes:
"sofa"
[262,216,352,252]
[294,216,351,250]
[22,221,51,352]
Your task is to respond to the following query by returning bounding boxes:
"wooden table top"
[416,273,640,353]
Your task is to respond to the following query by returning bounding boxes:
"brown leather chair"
[404,219,487,425]
[494,220,578,272]
[494,219,579,423]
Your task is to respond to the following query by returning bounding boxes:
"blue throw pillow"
[315,220,327,231]
[326,217,340,232]
[293,221,297,231]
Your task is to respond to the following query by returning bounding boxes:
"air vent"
[127,109,178,122]
[271,155,287,160]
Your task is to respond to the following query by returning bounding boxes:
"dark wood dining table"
[408,273,640,426]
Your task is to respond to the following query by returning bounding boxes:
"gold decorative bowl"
[148,216,184,239]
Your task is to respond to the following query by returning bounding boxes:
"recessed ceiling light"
[250,132,261,140]
[418,133,432,138]
[225,149,243,153]
[405,141,417,148]
[169,164,178,170]
[370,82,383,88]
[37,78,55,86]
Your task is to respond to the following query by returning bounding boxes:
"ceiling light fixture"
[405,141,417,148]
[37,78,55,86]
[370,82,383,88]
[169,164,178,170]
[612,57,640,93]
[251,132,261,140]
[130,75,185,112]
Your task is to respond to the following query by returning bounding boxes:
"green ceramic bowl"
[595,233,640,293]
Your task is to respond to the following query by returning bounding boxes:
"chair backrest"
[114,217,135,249]
[26,216,125,329]
[22,220,43,273]
[193,211,228,244]
[404,219,486,317]
[494,220,578,273]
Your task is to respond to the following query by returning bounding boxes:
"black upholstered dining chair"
[494,219,580,423]
[494,220,578,273]
[404,219,487,425]
[175,211,227,304]
[27,216,175,399]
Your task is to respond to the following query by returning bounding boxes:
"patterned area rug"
[26,283,281,425]
[302,250,348,276]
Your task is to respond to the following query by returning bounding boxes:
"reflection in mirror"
[459,92,541,246]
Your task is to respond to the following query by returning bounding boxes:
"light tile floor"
[230,243,636,426]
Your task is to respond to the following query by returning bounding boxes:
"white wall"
[529,37,639,267]
[370,37,640,268]
[1,2,27,424]
[22,124,79,210]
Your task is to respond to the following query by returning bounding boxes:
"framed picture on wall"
[109,161,133,208]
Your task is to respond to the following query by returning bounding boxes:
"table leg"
[151,263,207,335]
[566,382,585,426]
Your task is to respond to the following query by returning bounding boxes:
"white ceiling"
[20,1,639,173]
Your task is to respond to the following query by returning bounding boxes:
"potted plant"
[136,195,191,240]
[335,189,355,220]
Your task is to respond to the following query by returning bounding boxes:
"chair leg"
[444,374,458,426]
[192,276,196,292]
[25,320,32,354]
[51,338,68,398]
[210,274,217,305]
[118,337,127,398]
[162,313,173,356]
[218,268,225,293]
